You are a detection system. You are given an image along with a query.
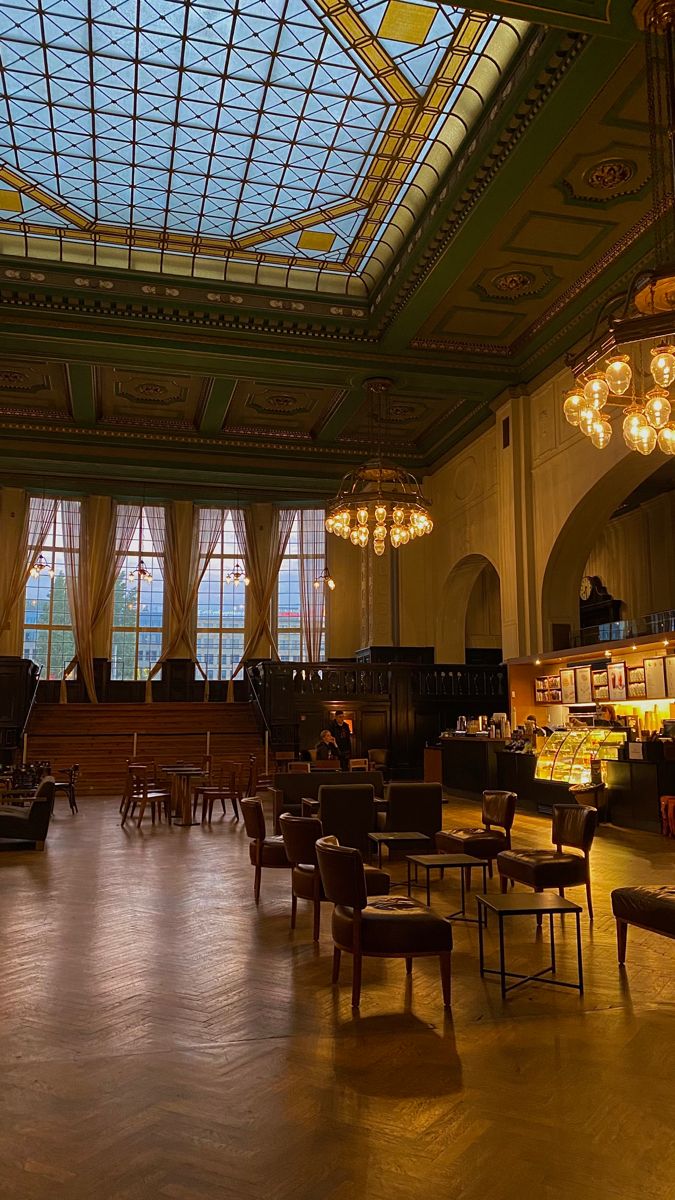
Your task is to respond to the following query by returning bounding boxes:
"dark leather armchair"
[378,782,443,845]
[270,770,384,832]
[280,813,390,941]
[436,790,517,883]
[0,781,54,849]
[316,835,453,1009]
[317,784,375,858]
[497,804,598,919]
[241,798,290,903]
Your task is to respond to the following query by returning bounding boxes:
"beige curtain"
[144,504,223,701]
[228,507,297,698]
[0,494,58,640]
[298,510,326,661]
[60,499,139,703]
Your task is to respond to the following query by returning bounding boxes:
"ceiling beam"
[67,363,96,426]
[199,377,238,434]
[481,1,636,37]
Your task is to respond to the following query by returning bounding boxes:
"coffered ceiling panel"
[223,379,345,435]
[0,359,71,417]
[94,367,210,429]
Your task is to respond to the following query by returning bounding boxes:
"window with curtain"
[195,510,246,679]
[277,509,326,662]
[111,506,165,680]
[23,498,76,679]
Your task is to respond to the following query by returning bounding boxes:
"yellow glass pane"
[378,1,436,47]
[297,231,335,251]
[0,190,22,212]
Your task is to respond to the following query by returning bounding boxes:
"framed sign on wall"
[608,662,627,702]
[575,666,592,705]
[560,668,576,705]
[666,655,675,699]
[644,657,666,700]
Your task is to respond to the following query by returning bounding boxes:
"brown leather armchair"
[316,835,453,1008]
[317,784,376,858]
[377,782,443,846]
[436,790,517,883]
[0,782,54,850]
[241,798,290,903]
[279,813,390,941]
[497,804,598,919]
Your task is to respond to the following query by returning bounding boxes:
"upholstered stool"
[611,885,675,962]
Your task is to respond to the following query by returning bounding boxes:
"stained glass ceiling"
[0,0,527,294]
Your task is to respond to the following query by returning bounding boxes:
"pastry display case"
[535,728,627,784]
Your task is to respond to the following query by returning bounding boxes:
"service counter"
[426,736,674,833]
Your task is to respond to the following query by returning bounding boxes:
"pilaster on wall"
[360,542,393,649]
[495,393,538,659]
[0,487,28,657]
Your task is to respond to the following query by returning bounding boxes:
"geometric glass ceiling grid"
[0,0,527,292]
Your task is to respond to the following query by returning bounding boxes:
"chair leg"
[535,886,543,927]
[351,953,362,1008]
[136,801,146,828]
[290,891,297,930]
[253,865,262,904]
[313,897,321,942]
[332,947,341,983]
[439,952,452,1009]
[559,887,565,897]
[120,799,131,826]
[586,877,594,921]
[405,956,413,975]
[616,918,627,965]
[232,796,239,821]
[488,860,493,879]
[500,873,508,894]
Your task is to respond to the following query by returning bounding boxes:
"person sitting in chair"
[315,730,340,761]
[329,710,352,770]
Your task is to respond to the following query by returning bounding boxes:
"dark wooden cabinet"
[0,656,40,757]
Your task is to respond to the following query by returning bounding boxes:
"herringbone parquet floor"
[1,795,674,1200]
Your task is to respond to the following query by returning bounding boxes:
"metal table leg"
[498,915,506,999]
[576,911,584,994]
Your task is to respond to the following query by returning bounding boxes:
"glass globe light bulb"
[325,515,335,533]
[350,529,360,545]
[392,506,404,525]
[374,505,387,524]
[579,405,597,436]
[591,418,612,449]
[357,526,369,547]
[356,506,369,527]
[563,388,584,426]
[327,576,336,590]
[650,344,675,388]
[373,524,386,541]
[583,373,609,408]
[424,517,433,534]
[313,579,320,590]
[644,388,671,430]
[408,524,417,539]
[657,424,675,455]
[399,527,410,545]
[622,408,647,447]
[604,355,632,396]
[390,526,402,549]
[341,524,350,540]
[373,539,385,556]
[635,423,657,455]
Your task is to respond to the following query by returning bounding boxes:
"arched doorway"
[541,454,673,650]
[437,554,502,663]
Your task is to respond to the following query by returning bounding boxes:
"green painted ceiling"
[0,0,657,502]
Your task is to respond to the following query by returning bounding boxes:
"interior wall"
[583,492,675,619]
[465,563,502,650]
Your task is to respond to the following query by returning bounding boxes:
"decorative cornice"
[371,30,587,331]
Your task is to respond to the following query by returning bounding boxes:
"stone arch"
[437,554,502,662]
[540,454,664,650]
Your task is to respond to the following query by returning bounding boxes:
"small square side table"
[367,831,429,869]
[406,852,488,922]
[476,891,584,999]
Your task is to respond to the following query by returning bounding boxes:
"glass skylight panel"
[0,0,527,287]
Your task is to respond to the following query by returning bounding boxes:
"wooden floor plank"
[1,796,674,1199]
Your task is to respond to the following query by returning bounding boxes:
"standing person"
[329,710,352,770]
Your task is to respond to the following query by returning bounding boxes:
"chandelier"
[326,379,432,555]
[225,562,250,586]
[29,553,55,579]
[564,1,675,456]
[128,558,153,583]
[314,567,336,591]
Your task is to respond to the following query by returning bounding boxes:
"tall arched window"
[195,509,246,679]
[111,506,165,680]
[276,510,326,661]
[23,498,75,679]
